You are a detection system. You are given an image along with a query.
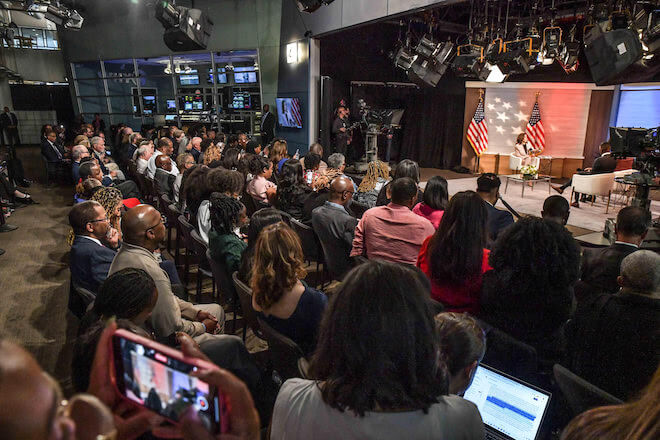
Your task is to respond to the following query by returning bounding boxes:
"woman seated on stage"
[513,133,536,166]
[353,160,390,208]
[413,175,448,229]
[417,191,491,314]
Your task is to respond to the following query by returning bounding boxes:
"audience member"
[154,155,176,199]
[567,250,660,400]
[476,173,514,244]
[417,191,491,314]
[203,141,222,166]
[246,155,276,205]
[147,137,179,179]
[560,364,660,440]
[251,222,327,356]
[269,139,289,173]
[276,159,312,219]
[577,206,649,299]
[354,159,390,208]
[351,177,434,265]
[434,312,486,395]
[190,136,203,163]
[68,201,119,293]
[75,176,102,203]
[174,129,188,155]
[209,193,248,274]
[271,260,484,439]
[125,133,142,165]
[413,175,448,229]
[480,217,580,364]
[40,130,67,181]
[312,176,358,279]
[376,159,423,206]
[90,186,124,240]
[73,134,90,149]
[174,153,195,204]
[542,195,571,226]
[78,160,140,200]
[182,165,210,223]
[135,142,153,175]
[312,152,356,192]
[239,132,261,155]
[109,204,226,342]
[71,144,91,183]
[302,153,321,187]
[198,168,244,243]
[237,208,284,283]
[300,142,328,173]
[222,147,241,171]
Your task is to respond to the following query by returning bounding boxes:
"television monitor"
[234,66,255,72]
[166,99,176,111]
[234,72,257,84]
[165,114,177,121]
[192,101,204,111]
[276,97,302,129]
[179,74,199,86]
[184,102,193,111]
[230,91,252,110]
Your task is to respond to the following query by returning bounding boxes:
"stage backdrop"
[462,82,616,171]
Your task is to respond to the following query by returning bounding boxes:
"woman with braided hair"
[91,186,123,239]
[353,159,390,208]
[208,192,248,274]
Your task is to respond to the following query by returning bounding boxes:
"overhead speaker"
[295,0,335,13]
[584,25,643,85]
[162,8,214,51]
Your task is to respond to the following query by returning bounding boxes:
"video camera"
[609,126,659,177]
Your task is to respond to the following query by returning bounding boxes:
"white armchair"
[509,153,540,172]
[571,172,616,213]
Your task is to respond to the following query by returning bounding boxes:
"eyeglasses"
[146,219,163,232]
[88,217,109,224]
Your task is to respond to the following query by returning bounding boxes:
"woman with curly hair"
[181,165,211,223]
[91,186,123,238]
[479,216,580,365]
[354,159,390,208]
[203,142,223,167]
[275,159,312,219]
[251,222,327,355]
[208,193,248,275]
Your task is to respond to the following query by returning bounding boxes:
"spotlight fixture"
[540,26,563,64]
[295,0,335,13]
[558,40,581,73]
[479,38,508,82]
[498,38,536,74]
[584,19,643,85]
[394,46,417,70]
[452,44,485,77]
[26,1,84,30]
[156,1,214,51]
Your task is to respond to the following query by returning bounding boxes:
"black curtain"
[399,86,465,169]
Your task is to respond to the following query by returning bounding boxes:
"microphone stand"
[498,196,522,220]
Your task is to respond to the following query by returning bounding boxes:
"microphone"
[498,196,522,219]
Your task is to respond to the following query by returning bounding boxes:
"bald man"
[154,155,176,199]
[109,205,225,342]
[147,137,179,179]
[311,176,359,279]
[190,136,202,163]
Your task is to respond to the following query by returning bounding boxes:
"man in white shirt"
[135,144,153,174]
[147,137,179,179]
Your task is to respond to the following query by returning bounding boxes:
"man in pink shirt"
[351,177,435,265]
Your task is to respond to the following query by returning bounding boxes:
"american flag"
[290,98,303,128]
[467,98,488,156]
[525,100,545,152]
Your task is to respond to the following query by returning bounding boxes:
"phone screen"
[112,335,222,432]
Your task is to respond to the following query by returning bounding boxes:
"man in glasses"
[312,176,359,280]
[69,201,120,294]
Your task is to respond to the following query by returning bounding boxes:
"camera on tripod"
[609,126,659,181]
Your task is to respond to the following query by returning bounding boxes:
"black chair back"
[190,229,212,273]
[257,316,306,380]
[126,159,138,182]
[177,215,197,285]
[232,271,261,341]
[205,249,238,306]
[242,191,258,217]
[290,217,323,263]
[553,364,623,419]
[69,276,95,319]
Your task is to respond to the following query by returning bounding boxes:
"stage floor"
[418,170,660,234]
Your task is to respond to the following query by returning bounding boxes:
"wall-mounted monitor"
[184,102,193,111]
[276,97,302,128]
[192,101,204,111]
[229,91,252,110]
[179,74,199,86]
[234,72,257,84]
[142,95,156,115]
[166,99,176,111]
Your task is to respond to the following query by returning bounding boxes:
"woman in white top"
[513,132,535,166]
[270,260,485,440]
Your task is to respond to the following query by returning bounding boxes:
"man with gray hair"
[91,135,125,181]
[135,141,154,175]
[71,144,90,183]
[567,250,660,400]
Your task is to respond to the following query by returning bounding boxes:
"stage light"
[498,38,535,75]
[295,0,335,13]
[26,1,84,30]
[394,46,417,70]
[541,27,563,59]
[415,36,437,58]
[408,58,444,87]
[584,17,643,84]
[480,62,507,83]
[558,40,581,73]
[155,1,213,51]
[452,44,484,77]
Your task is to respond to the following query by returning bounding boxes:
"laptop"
[463,364,552,440]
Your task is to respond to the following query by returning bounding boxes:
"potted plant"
[520,164,538,180]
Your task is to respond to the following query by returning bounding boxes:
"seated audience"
[69,201,120,293]
[251,222,327,356]
[147,137,179,179]
[435,312,486,395]
[351,177,435,265]
[203,141,223,167]
[78,160,140,200]
[174,129,188,155]
[577,206,649,299]
[154,155,176,199]
[246,155,277,205]
[302,153,321,187]
[300,142,328,172]
[90,135,119,178]
[476,173,514,244]
[567,250,660,401]
[312,176,358,279]
[41,129,66,164]
[90,187,124,239]
[353,159,390,208]
[135,142,153,175]
[542,195,570,226]
[238,207,284,283]
[198,168,244,243]
[480,217,580,364]
[74,133,90,149]
[209,193,248,274]
[413,175,448,229]
[222,146,241,170]
[109,204,226,342]
[417,191,491,314]
[560,364,660,440]
[182,165,210,223]
[276,159,312,219]
[312,152,356,192]
[271,260,484,439]
[269,139,289,173]
[190,136,203,163]
[376,159,423,206]
[74,176,102,203]
[71,144,90,184]
[174,153,195,203]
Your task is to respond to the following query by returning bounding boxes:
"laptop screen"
[463,365,551,440]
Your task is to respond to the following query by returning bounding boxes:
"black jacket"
[485,200,514,244]
[566,291,660,400]
[577,243,638,300]
[41,139,65,163]
[590,154,617,174]
[311,201,359,279]
[70,235,116,293]
[261,112,275,144]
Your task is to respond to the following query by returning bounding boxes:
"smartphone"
[110,329,227,434]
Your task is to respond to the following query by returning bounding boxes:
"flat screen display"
[230,91,252,110]
[192,101,204,111]
[234,72,257,84]
[276,97,302,128]
[166,100,176,111]
[179,74,199,86]
[184,102,193,111]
